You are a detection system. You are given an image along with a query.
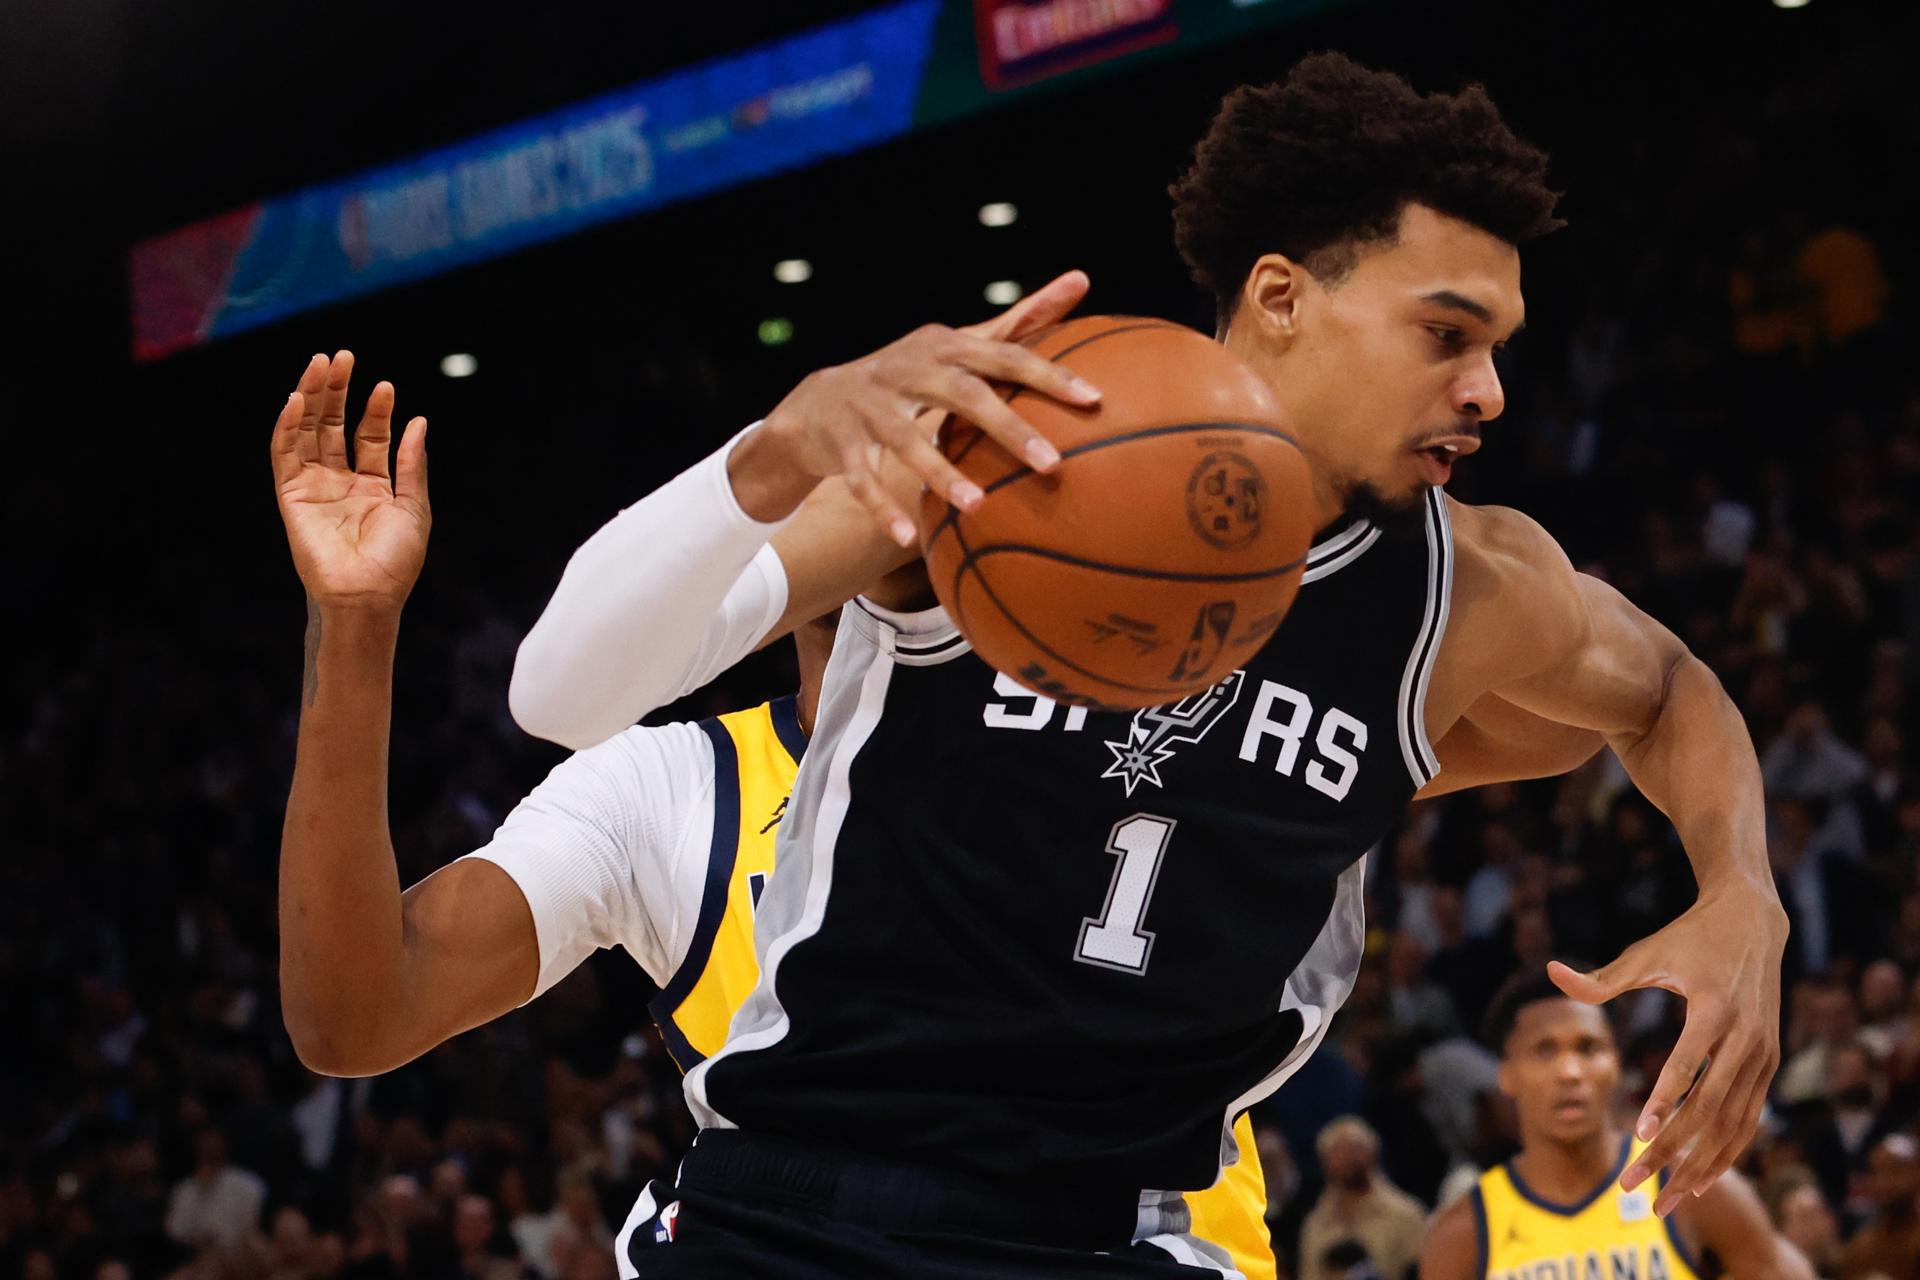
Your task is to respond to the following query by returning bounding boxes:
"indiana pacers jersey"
[689,492,1453,1221]
[643,696,1278,1279]
[648,696,808,1069]
[1474,1136,1704,1280]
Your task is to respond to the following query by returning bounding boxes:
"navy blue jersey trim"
[1503,1133,1633,1217]
[769,694,808,763]
[1470,1184,1490,1280]
[1658,1167,1704,1274]
[646,717,742,1066]
[656,1016,706,1073]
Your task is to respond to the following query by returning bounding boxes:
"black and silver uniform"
[686,490,1454,1199]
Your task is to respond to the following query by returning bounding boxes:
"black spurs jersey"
[685,490,1455,1199]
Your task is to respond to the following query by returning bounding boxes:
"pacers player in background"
[268,339,1278,1277]
[1420,971,1809,1280]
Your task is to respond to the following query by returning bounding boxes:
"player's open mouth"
[1416,445,1457,485]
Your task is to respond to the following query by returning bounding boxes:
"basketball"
[919,315,1315,710]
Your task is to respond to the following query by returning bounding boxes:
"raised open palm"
[271,351,430,608]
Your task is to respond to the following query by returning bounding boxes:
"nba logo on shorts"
[655,1201,681,1243]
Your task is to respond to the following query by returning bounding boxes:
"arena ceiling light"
[773,258,813,284]
[1772,0,1810,7]
[983,280,1022,306]
[978,202,1018,228]
[758,317,795,346]
[439,353,478,378]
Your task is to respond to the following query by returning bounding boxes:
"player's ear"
[1495,1058,1516,1099]
[1240,254,1308,351]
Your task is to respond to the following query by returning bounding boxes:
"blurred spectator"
[1839,1136,1920,1280]
[1775,1178,1844,1279]
[163,1129,266,1255]
[1,27,1914,1280]
[1296,1118,1425,1280]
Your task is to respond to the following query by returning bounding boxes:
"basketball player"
[505,54,1786,1277]
[268,347,1277,1275]
[1420,970,1810,1280]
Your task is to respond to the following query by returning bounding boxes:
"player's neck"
[1511,1125,1624,1206]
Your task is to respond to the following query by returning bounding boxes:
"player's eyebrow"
[1422,290,1526,337]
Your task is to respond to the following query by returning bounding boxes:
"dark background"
[2,2,1916,1279]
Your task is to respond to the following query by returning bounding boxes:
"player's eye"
[1428,326,1466,351]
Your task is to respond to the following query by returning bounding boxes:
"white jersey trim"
[683,616,898,1126]
[1395,490,1454,787]
[1142,1229,1244,1276]
[1195,851,1370,1194]
[611,1180,659,1277]
[1301,526,1383,584]
[848,596,972,666]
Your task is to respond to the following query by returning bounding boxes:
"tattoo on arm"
[303,595,322,706]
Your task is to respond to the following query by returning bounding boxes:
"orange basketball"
[919,314,1314,710]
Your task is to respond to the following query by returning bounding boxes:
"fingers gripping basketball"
[919,316,1315,710]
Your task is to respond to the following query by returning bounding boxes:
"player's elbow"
[508,636,598,750]
[283,1001,415,1078]
[285,1015,379,1078]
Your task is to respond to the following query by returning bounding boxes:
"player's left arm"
[1675,1170,1815,1280]
[1446,501,1786,1213]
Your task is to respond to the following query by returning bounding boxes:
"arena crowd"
[1,47,1910,1280]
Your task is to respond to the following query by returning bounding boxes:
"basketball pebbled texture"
[919,315,1315,710]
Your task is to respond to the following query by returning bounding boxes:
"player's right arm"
[508,272,1100,750]
[271,352,538,1076]
[271,355,696,1077]
[1418,1193,1484,1280]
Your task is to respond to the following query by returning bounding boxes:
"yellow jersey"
[1475,1136,1703,1280]
[647,697,1277,1280]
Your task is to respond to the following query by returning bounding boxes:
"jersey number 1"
[1076,814,1176,974]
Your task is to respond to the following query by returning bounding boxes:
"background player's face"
[1231,203,1523,518]
[1498,998,1620,1146]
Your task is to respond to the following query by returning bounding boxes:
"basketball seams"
[930,316,1200,527]
[958,543,1310,585]
[925,420,1304,554]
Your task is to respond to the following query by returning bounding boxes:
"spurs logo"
[1101,670,1247,796]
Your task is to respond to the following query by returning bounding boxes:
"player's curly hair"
[1170,53,1564,329]
[1481,962,1606,1054]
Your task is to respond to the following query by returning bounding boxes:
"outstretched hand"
[1548,887,1786,1214]
[757,269,1098,545]
[270,350,430,611]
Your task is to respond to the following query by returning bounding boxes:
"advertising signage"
[129,0,1361,359]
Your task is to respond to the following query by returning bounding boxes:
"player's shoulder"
[1444,497,1577,588]
[1443,497,1586,646]
[1419,1183,1484,1280]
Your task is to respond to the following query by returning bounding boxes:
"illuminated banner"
[129,0,939,360]
[130,0,1367,359]
[973,0,1177,90]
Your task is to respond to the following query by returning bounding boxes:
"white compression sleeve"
[509,427,791,749]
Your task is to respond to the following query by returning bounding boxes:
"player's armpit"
[1418,1193,1484,1280]
[1419,692,1606,798]
[1677,1171,1815,1280]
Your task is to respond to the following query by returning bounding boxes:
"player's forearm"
[1614,654,1779,907]
[279,601,412,1075]
[509,426,792,749]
